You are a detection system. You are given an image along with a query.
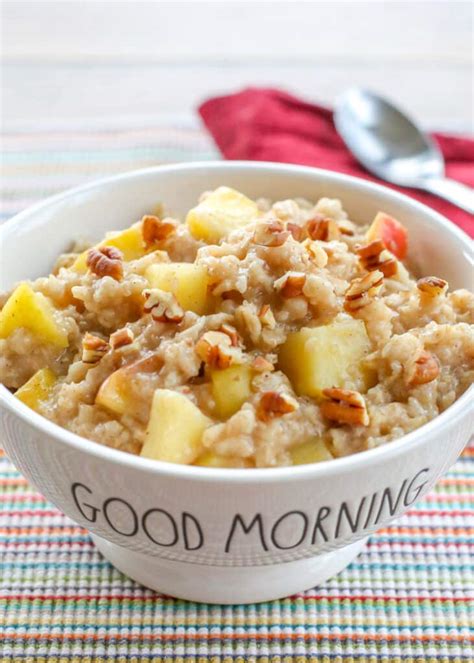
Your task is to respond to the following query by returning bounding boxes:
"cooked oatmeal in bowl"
[1,185,473,469]
[0,162,473,603]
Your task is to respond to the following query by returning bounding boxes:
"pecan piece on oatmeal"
[303,239,329,268]
[219,323,241,347]
[256,391,299,422]
[306,216,340,242]
[338,220,355,236]
[416,276,448,299]
[320,388,369,426]
[141,214,178,247]
[356,240,398,278]
[286,222,303,241]
[195,331,239,369]
[86,246,123,280]
[143,288,184,323]
[82,332,109,364]
[110,327,135,350]
[274,271,307,298]
[253,219,290,247]
[258,304,276,329]
[220,290,244,304]
[344,270,384,312]
[406,350,440,387]
[252,356,275,373]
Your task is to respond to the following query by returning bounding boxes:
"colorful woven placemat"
[1,121,473,662]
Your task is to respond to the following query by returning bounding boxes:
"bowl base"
[91,534,368,604]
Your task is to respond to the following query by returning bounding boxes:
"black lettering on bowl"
[311,506,331,543]
[225,514,268,553]
[182,512,204,551]
[103,497,139,537]
[71,482,101,523]
[270,511,308,550]
[142,508,179,547]
[335,498,367,538]
[69,466,431,555]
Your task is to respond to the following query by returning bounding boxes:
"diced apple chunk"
[186,186,261,243]
[146,263,212,315]
[95,354,162,416]
[0,283,68,348]
[278,318,373,398]
[104,223,147,260]
[15,368,57,411]
[194,451,252,468]
[211,365,253,419]
[194,451,228,468]
[141,389,212,464]
[95,369,129,415]
[290,438,333,466]
[72,223,146,272]
[367,212,408,260]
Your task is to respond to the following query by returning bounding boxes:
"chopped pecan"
[82,332,109,364]
[356,240,398,278]
[219,323,241,347]
[344,270,384,312]
[143,289,184,323]
[141,215,177,247]
[195,331,238,369]
[303,240,329,268]
[258,304,276,329]
[221,290,244,304]
[256,391,299,422]
[252,356,275,373]
[253,219,290,247]
[320,388,369,426]
[338,220,355,236]
[406,350,439,387]
[416,276,448,298]
[306,216,340,242]
[86,246,123,280]
[274,271,306,298]
[286,222,303,241]
[110,327,135,350]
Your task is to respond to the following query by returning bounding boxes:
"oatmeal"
[1,186,472,468]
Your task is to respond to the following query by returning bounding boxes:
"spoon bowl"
[335,88,473,214]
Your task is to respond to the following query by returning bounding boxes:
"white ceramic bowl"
[1,162,472,604]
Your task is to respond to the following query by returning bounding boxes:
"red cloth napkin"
[199,88,474,237]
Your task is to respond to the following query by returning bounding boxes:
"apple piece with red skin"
[367,212,408,260]
[95,353,162,415]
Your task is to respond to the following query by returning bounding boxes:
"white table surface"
[2,0,473,133]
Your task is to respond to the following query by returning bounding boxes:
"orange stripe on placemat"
[438,478,473,486]
[0,527,88,535]
[378,526,472,535]
[0,478,30,486]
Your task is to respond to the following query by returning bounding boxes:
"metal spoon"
[334,88,473,214]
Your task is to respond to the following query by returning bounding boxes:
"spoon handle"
[422,177,474,215]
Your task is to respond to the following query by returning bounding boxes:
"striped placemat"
[1,121,473,662]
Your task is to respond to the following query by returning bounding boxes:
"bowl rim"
[1,160,473,484]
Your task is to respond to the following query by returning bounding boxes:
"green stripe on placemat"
[0,122,473,661]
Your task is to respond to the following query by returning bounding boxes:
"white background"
[2,0,473,131]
